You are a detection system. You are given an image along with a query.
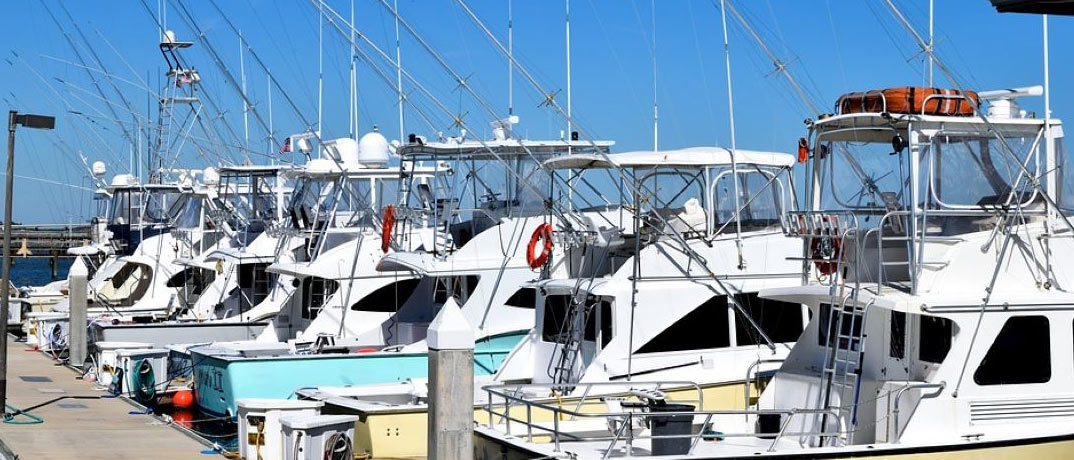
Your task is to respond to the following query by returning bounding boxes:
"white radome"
[358,130,390,168]
[91,161,107,178]
[203,167,220,187]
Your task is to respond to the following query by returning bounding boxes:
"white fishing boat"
[473,85,1074,459]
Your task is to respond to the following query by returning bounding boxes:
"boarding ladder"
[548,292,590,388]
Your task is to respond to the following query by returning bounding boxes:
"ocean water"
[7,257,72,288]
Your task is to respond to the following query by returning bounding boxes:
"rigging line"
[160,0,279,153]
[316,1,597,230]
[394,0,405,143]
[879,0,1074,238]
[456,0,778,350]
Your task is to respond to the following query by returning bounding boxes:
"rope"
[3,404,44,425]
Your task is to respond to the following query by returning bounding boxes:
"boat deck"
[0,336,214,460]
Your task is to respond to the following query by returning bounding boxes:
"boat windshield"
[814,124,1042,230]
[287,175,399,229]
[167,194,204,229]
[218,172,283,231]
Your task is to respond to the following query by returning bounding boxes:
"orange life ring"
[526,223,554,269]
[381,205,396,253]
[810,236,842,276]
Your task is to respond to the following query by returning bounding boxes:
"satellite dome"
[111,173,136,187]
[91,161,107,178]
[323,137,360,166]
[358,127,390,168]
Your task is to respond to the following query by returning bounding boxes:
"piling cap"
[68,256,88,278]
[427,297,474,350]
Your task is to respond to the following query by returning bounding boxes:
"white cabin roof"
[543,146,795,170]
[397,138,613,158]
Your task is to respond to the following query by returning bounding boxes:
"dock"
[0,336,214,460]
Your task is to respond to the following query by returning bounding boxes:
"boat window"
[300,277,339,320]
[237,263,274,310]
[541,294,612,347]
[432,275,480,306]
[640,170,707,237]
[504,287,537,309]
[712,170,783,231]
[816,303,862,349]
[636,296,730,353]
[890,310,906,359]
[974,316,1050,386]
[350,279,421,312]
[931,134,1039,208]
[733,293,803,346]
[583,299,613,347]
[918,315,954,364]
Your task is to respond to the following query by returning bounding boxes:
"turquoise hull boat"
[190,331,524,417]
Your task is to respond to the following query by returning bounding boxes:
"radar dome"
[91,161,107,178]
[203,167,220,187]
[323,137,360,166]
[358,128,390,168]
[110,173,137,187]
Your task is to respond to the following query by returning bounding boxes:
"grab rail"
[481,381,846,455]
[743,358,785,420]
[892,381,945,444]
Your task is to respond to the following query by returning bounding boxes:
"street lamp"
[1,111,56,415]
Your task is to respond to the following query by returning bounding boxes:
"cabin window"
[636,296,730,353]
[817,303,862,349]
[733,293,803,346]
[918,315,954,364]
[890,311,906,359]
[301,277,339,320]
[541,294,611,347]
[432,275,480,306]
[504,287,537,309]
[237,263,273,309]
[350,279,421,312]
[974,316,1050,386]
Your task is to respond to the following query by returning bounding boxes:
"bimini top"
[397,138,613,159]
[217,164,296,175]
[543,146,795,170]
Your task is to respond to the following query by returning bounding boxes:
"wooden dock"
[0,336,215,460]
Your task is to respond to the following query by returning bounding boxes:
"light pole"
[2,110,55,415]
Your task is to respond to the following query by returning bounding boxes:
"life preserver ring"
[526,223,554,269]
[810,236,842,276]
[380,205,395,253]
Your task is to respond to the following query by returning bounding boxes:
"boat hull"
[191,332,525,417]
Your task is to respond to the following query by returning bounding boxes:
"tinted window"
[637,296,730,353]
[301,277,340,320]
[974,316,1050,385]
[350,279,421,312]
[733,293,803,346]
[541,294,610,347]
[890,311,906,359]
[919,315,953,364]
[504,287,537,309]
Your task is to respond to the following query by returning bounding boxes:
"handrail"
[481,381,846,455]
[892,381,945,443]
[743,358,785,420]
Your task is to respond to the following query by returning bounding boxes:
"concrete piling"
[427,298,475,460]
[68,257,88,369]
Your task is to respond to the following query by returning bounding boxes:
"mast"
[928,0,934,86]
[719,0,744,267]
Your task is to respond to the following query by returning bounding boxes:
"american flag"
[280,137,291,154]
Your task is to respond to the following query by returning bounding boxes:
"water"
[9,257,72,288]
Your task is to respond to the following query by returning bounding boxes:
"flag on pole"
[280,137,292,154]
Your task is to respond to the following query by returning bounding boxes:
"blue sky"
[0,0,1070,223]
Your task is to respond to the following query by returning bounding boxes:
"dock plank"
[0,337,213,460]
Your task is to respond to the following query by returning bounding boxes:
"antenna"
[1044,14,1056,226]
[350,0,358,138]
[317,5,324,136]
[650,0,658,152]
[240,30,250,158]
[928,0,934,86]
[394,0,405,143]
[508,0,514,116]
[565,0,572,153]
[719,0,744,268]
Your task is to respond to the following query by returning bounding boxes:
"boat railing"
[481,381,846,456]
[742,358,785,420]
[891,381,945,444]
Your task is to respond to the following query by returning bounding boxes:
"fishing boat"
[473,85,1074,459]
[190,123,614,418]
[298,146,810,458]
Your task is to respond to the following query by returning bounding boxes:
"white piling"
[427,298,475,460]
[68,257,88,369]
